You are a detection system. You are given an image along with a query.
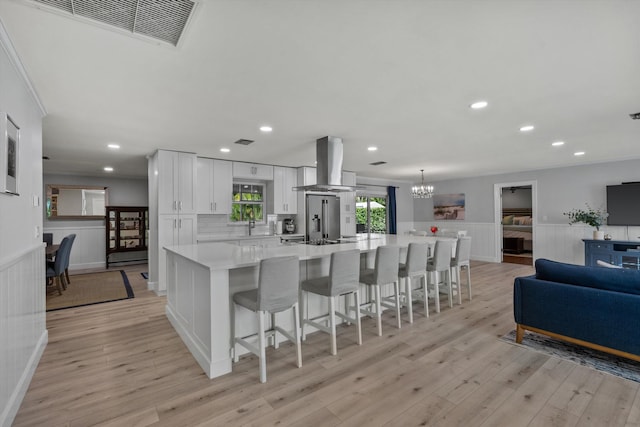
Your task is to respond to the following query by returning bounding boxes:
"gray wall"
[44,174,148,226]
[414,159,640,225]
[502,187,532,209]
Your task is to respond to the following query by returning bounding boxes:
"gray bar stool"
[427,239,454,312]
[359,245,401,336]
[300,249,362,355]
[451,236,472,303]
[398,242,429,322]
[231,256,301,383]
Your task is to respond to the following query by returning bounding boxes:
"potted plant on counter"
[563,204,609,240]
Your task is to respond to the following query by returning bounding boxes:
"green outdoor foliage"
[231,185,264,222]
[356,197,387,233]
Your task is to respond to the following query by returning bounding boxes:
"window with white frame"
[230,183,264,223]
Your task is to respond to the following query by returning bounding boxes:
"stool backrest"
[373,245,400,285]
[405,243,428,275]
[431,240,454,271]
[258,256,300,312]
[329,249,361,295]
[454,236,472,264]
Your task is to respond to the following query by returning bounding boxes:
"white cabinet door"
[197,158,214,214]
[233,162,274,180]
[158,215,178,294]
[273,166,298,214]
[177,214,197,246]
[340,191,356,215]
[158,150,196,215]
[158,151,178,215]
[178,152,197,214]
[285,167,297,214]
[340,214,356,237]
[212,159,232,214]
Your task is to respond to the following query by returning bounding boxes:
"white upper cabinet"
[158,150,196,215]
[212,159,232,214]
[273,166,298,214]
[196,158,232,214]
[298,166,317,186]
[342,171,356,187]
[196,157,213,214]
[233,162,274,180]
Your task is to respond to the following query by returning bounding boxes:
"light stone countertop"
[165,234,452,271]
[197,233,305,242]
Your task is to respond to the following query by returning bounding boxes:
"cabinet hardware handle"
[173,201,177,211]
[179,201,182,211]
[179,219,182,228]
[214,202,217,212]
[210,202,213,212]
[173,219,176,228]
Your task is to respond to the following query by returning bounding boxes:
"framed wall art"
[433,193,465,220]
[0,112,19,195]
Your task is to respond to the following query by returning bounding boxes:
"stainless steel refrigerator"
[306,194,340,242]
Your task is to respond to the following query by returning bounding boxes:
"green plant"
[563,204,608,230]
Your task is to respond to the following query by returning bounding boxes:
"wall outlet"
[32,194,40,207]
[35,225,40,238]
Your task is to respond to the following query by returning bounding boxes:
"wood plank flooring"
[13,262,640,426]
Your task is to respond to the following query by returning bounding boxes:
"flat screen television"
[606,183,640,226]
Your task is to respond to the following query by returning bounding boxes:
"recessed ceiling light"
[574,151,585,156]
[107,144,120,149]
[104,166,114,172]
[520,125,535,132]
[470,101,488,109]
[368,146,378,151]
[260,126,272,132]
[220,148,230,153]
[552,141,565,147]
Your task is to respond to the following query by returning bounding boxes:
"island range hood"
[293,136,359,192]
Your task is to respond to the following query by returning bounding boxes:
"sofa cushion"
[535,258,640,295]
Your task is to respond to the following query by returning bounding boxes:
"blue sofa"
[513,258,640,361]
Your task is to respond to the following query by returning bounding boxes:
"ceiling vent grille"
[234,139,255,146]
[370,161,387,166]
[28,0,196,46]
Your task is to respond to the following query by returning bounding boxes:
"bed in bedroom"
[502,208,532,254]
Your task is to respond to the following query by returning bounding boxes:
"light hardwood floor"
[14,262,640,426]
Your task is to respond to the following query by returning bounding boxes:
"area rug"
[141,272,149,279]
[501,330,640,383]
[46,270,134,311]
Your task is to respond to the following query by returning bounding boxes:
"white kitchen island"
[164,234,450,379]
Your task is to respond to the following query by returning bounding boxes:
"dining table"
[46,244,60,258]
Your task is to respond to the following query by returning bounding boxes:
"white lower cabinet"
[158,214,196,293]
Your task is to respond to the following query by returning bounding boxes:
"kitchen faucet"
[248,219,256,236]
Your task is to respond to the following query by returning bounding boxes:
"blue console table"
[583,239,640,269]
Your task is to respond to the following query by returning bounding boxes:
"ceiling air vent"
[28,0,196,46]
[370,161,387,166]
[234,139,255,146]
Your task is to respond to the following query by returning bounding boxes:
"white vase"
[593,230,604,240]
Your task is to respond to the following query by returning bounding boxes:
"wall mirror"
[46,185,108,219]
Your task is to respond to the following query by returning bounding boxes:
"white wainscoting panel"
[414,221,640,266]
[0,244,48,427]
[43,226,106,270]
[414,221,498,262]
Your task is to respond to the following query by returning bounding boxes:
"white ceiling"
[1,0,639,183]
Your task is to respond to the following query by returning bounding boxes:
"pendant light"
[411,169,434,198]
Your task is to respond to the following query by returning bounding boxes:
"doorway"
[356,195,387,233]
[494,181,537,266]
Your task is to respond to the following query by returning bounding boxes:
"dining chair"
[426,239,454,312]
[46,236,71,295]
[451,236,472,303]
[359,245,401,336]
[398,242,429,322]
[300,249,362,355]
[64,234,76,285]
[231,256,302,383]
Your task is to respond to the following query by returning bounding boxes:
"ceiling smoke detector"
[630,112,640,120]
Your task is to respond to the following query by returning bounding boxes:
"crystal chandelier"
[411,169,434,198]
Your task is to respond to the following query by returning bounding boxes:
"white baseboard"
[1,330,48,427]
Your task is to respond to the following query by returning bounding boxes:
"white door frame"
[493,180,537,262]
